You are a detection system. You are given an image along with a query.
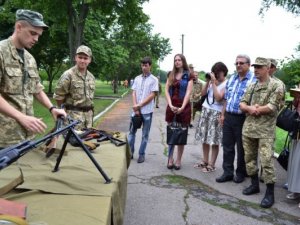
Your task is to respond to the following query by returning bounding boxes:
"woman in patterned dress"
[194,62,228,172]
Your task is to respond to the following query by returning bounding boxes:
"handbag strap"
[284,133,291,149]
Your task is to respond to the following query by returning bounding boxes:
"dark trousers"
[222,112,247,177]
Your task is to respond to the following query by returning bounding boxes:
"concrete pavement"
[97,93,300,225]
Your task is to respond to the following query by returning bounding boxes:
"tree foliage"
[260,0,300,15]
[0,0,172,94]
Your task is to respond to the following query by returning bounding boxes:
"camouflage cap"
[76,45,92,57]
[188,64,194,68]
[16,9,48,29]
[251,57,270,67]
[269,58,278,67]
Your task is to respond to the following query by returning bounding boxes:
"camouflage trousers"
[67,109,93,130]
[242,135,276,184]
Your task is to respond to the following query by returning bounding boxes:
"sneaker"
[137,155,145,163]
[286,192,300,200]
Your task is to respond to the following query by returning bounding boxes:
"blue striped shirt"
[225,71,256,114]
[132,73,159,114]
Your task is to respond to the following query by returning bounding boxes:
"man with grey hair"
[216,54,256,183]
[0,9,66,148]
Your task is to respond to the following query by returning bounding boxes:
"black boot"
[260,183,274,208]
[243,174,260,195]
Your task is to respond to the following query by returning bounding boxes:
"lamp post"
[181,34,184,54]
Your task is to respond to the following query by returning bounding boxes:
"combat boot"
[242,174,260,195]
[260,183,274,208]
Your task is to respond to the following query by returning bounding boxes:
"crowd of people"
[128,52,300,210]
[1,8,299,214]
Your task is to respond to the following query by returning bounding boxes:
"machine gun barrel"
[0,119,80,170]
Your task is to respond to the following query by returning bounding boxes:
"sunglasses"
[234,62,248,66]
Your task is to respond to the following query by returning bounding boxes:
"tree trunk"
[66,0,89,65]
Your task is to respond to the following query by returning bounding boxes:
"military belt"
[65,104,94,112]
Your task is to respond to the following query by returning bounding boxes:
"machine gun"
[0,116,112,184]
[0,118,78,170]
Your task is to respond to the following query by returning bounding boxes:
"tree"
[260,0,300,15]
[0,0,171,95]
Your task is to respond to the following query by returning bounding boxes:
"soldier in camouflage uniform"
[189,64,204,127]
[259,58,285,182]
[0,9,66,148]
[53,45,95,130]
[240,57,284,208]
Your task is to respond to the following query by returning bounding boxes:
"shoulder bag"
[277,133,290,171]
[276,101,298,132]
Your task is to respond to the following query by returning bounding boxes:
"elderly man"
[0,9,66,148]
[240,57,284,208]
[216,54,256,184]
[54,45,95,130]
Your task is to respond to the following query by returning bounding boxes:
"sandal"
[193,161,208,169]
[202,165,216,173]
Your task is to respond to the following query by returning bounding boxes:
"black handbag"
[276,101,298,132]
[277,134,290,171]
[132,115,143,129]
[166,115,188,145]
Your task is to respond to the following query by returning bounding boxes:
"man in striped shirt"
[216,54,256,183]
[128,57,159,163]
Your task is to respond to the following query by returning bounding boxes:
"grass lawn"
[275,128,288,154]
[43,80,129,97]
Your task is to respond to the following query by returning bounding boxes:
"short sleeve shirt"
[132,74,159,114]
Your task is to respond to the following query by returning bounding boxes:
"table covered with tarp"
[0,133,130,225]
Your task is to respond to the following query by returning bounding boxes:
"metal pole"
[181,34,184,54]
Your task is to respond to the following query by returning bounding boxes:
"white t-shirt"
[202,80,227,112]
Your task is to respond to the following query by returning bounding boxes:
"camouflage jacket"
[272,76,286,109]
[53,66,95,107]
[190,79,204,102]
[0,37,44,147]
[241,77,284,138]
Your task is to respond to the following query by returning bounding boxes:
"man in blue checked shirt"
[128,57,159,163]
[216,54,256,184]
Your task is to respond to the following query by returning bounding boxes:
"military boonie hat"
[269,58,278,67]
[76,45,92,57]
[16,9,48,29]
[188,64,194,68]
[251,57,270,67]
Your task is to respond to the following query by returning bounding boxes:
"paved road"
[97,93,300,225]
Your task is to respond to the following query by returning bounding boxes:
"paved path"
[97,93,300,225]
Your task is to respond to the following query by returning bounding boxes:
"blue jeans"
[128,113,153,156]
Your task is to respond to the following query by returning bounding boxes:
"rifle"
[0,117,112,183]
[0,118,79,170]
[85,128,127,147]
